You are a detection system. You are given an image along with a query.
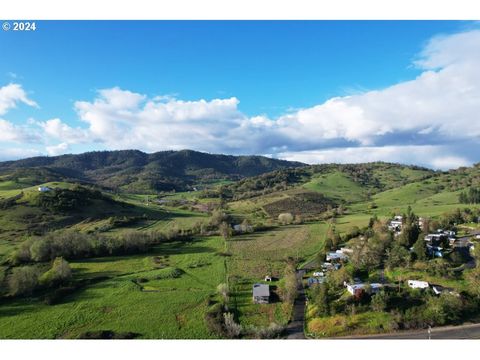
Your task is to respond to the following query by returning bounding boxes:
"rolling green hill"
[0,149,304,194]
[220,162,436,202]
[2,150,480,339]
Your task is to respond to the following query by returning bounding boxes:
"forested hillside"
[0,149,304,193]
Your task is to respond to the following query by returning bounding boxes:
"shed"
[252,283,270,304]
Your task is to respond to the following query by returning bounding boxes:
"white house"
[312,271,324,277]
[38,186,52,192]
[346,282,382,295]
[388,215,403,231]
[326,252,348,262]
[407,280,429,289]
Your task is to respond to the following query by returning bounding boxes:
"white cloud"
[277,145,470,170]
[414,30,480,70]
[0,147,42,161]
[35,28,478,167]
[46,142,69,156]
[0,83,37,116]
[429,155,470,170]
[0,119,39,142]
[3,28,480,170]
[0,119,24,142]
[39,118,89,143]
[72,89,245,152]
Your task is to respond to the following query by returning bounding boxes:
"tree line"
[459,187,480,204]
[10,229,190,265]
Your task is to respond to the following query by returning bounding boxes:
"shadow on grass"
[228,225,305,243]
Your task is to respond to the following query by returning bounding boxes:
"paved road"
[338,323,480,339]
[284,270,306,339]
[453,232,477,268]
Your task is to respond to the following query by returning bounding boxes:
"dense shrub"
[265,193,335,218]
[36,186,102,211]
[459,187,480,204]
[223,312,242,338]
[7,266,41,296]
[39,257,72,287]
[310,282,330,316]
[401,293,463,329]
[279,262,297,304]
[10,230,183,264]
[209,210,229,227]
[246,323,284,339]
[370,291,388,312]
[278,213,294,225]
[205,303,226,336]
[385,244,411,269]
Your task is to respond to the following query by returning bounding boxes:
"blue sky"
[1,20,479,169]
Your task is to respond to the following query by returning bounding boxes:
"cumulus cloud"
[0,83,37,115]
[0,119,40,143]
[72,88,246,152]
[3,28,480,170]
[46,142,69,156]
[0,119,25,142]
[39,118,89,143]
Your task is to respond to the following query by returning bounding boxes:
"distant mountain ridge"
[0,149,305,193]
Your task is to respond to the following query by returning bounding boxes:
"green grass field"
[303,171,368,203]
[2,161,480,338]
[0,236,226,339]
[226,222,328,328]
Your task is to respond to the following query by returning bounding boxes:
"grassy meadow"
[0,236,225,339]
[1,160,480,338]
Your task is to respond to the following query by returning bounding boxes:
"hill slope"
[0,150,304,193]
[220,162,436,202]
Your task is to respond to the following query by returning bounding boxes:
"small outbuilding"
[38,186,52,192]
[252,283,270,304]
[307,277,325,287]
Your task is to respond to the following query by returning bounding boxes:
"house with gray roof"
[252,283,270,304]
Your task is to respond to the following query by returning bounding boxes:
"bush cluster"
[11,230,188,264]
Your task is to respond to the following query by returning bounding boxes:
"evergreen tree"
[412,236,427,261]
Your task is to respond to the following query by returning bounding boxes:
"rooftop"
[252,283,270,297]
